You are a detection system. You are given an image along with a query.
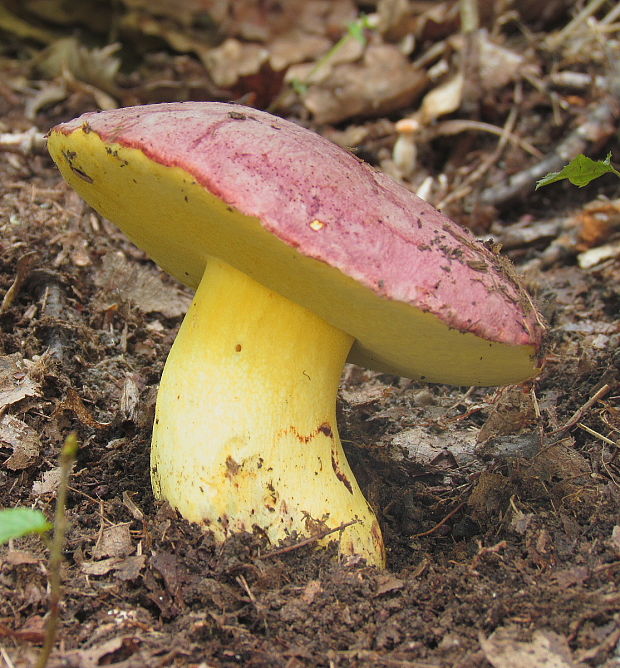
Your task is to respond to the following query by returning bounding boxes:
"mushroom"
[48,102,545,567]
[393,117,421,179]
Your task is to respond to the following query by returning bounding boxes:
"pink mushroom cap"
[49,102,545,385]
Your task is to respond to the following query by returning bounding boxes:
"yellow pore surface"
[48,127,540,386]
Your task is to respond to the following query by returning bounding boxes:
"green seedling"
[0,432,78,668]
[536,152,620,189]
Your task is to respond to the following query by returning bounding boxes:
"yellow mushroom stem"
[151,255,386,566]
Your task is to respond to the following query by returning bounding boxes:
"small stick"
[0,645,16,668]
[437,85,522,210]
[235,573,268,632]
[431,119,543,158]
[546,0,609,50]
[481,96,620,207]
[470,539,507,569]
[551,384,610,436]
[444,386,476,414]
[261,520,359,558]
[577,422,617,446]
[410,501,467,539]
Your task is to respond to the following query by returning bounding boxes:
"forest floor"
[1,1,619,666]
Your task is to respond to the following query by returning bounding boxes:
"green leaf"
[536,153,620,189]
[0,508,52,544]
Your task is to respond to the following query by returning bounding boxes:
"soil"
[1,2,619,666]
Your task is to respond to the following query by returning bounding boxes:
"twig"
[470,539,508,569]
[481,96,620,207]
[546,0,609,50]
[431,119,543,158]
[235,574,269,633]
[551,384,611,436]
[261,520,359,558]
[443,403,487,424]
[0,645,16,668]
[437,84,521,209]
[410,501,467,538]
[35,433,78,668]
[601,3,620,25]
[577,422,617,446]
[445,386,476,414]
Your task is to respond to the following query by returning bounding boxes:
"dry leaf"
[81,557,122,576]
[468,472,512,517]
[376,0,417,40]
[477,433,540,462]
[95,251,191,318]
[120,375,142,423]
[551,566,589,587]
[226,0,355,42]
[60,387,111,429]
[35,37,121,97]
[391,426,476,465]
[480,628,583,668]
[574,198,620,249]
[301,579,323,604]
[93,523,134,559]
[522,441,593,508]
[478,30,528,91]
[2,550,41,566]
[0,354,42,411]
[32,467,62,496]
[530,442,590,482]
[203,38,268,87]
[115,554,146,581]
[340,383,387,407]
[477,387,536,443]
[299,43,428,124]
[577,240,620,270]
[62,635,141,668]
[420,73,464,124]
[373,574,404,597]
[510,507,534,535]
[0,615,46,644]
[0,414,41,470]
[270,30,331,71]
[81,554,145,580]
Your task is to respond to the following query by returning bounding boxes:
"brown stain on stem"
[276,422,353,494]
[225,455,241,480]
[331,451,353,494]
[277,422,334,444]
